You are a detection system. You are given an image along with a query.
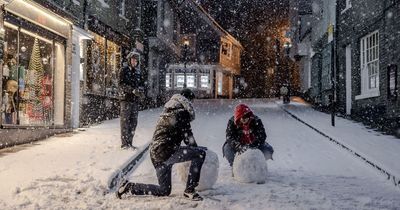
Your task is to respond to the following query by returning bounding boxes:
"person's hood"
[164,94,195,121]
[234,103,253,125]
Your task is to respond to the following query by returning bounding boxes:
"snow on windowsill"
[119,14,129,21]
[355,90,380,100]
[96,0,110,8]
[341,5,352,14]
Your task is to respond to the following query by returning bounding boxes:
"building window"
[357,30,379,99]
[175,74,184,88]
[217,72,223,95]
[105,40,121,97]
[2,23,65,126]
[166,73,171,88]
[321,45,332,91]
[87,32,121,97]
[186,74,196,88]
[119,0,126,17]
[200,75,209,88]
[221,41,232,59]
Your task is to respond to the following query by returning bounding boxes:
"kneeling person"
[223,104,274,167]
[116,89,206,201]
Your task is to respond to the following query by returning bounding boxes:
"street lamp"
[183,39,190,88]
[282,42,292,104]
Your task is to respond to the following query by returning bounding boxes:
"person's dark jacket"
[225,115,267,152]
[150,94,197,164]
[119,65,144,102]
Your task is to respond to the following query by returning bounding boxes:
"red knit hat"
[234,104,253,125]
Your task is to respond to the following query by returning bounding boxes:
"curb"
[279,105,400,189]
[108,144,150,191]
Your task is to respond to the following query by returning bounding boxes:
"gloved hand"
[133,89,145,99]
[237,145,249,155]
[187,136,198,147]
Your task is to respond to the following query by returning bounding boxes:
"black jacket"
[119,65,144,102]
[225,115,267,152]
[150,94,197,164]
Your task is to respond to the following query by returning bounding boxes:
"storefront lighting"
[6,0,72,25]
[4,21,18,30]
[0,27,5,38]
[4,0,72,38]
[4,21,53,44]
[20,28,53,44]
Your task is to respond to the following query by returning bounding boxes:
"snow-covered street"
[1,99,399,209]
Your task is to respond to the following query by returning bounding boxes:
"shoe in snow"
[183,192,203,201]
[116,179,130,199]
[121,145,137,150]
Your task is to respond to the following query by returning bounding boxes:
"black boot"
[183,190,203,201]
[115,179,132,199]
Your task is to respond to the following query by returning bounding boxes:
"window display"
[87,32,122,96]
[1,23,65,126]
[105,40,121,97]
[87,33,106,94]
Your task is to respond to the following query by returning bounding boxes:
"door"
[345,45,352,115]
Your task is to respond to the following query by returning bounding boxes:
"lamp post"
[282,42,292,104]
[183,39,190,88]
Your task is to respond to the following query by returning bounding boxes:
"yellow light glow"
[20,27,53,44]
[17,0,72,25]
[4,0,72,38]
[184,40,190,46]
[4,21,18,30]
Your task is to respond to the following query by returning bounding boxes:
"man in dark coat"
[116,89,206,201]
[119,51,145,149]
[223,103,274,167]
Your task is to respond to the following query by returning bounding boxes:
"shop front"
[80,16,131,125]
[0,0,72,147]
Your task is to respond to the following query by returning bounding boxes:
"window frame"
[119,0,126,18]
[175,73,185,88]
[356,30,380,100]
[221,41,232,59]
[186,73,197,88]
[165,73,171,88]
[200,75,210,89]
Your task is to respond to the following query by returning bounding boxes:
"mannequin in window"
[5,80,18,124]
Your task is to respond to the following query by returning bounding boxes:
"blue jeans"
[125,146,206,196]
[223,142,274,166]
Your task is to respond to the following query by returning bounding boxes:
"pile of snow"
[233,149,268,184]
[176,149,219,191]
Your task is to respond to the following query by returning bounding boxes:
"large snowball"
[233,149,268,184]
[176,149,219,191]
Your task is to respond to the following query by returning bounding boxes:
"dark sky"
[198,0,290,97]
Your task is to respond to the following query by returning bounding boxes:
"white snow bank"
[233,149,268,184]
[176,149,219,191]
